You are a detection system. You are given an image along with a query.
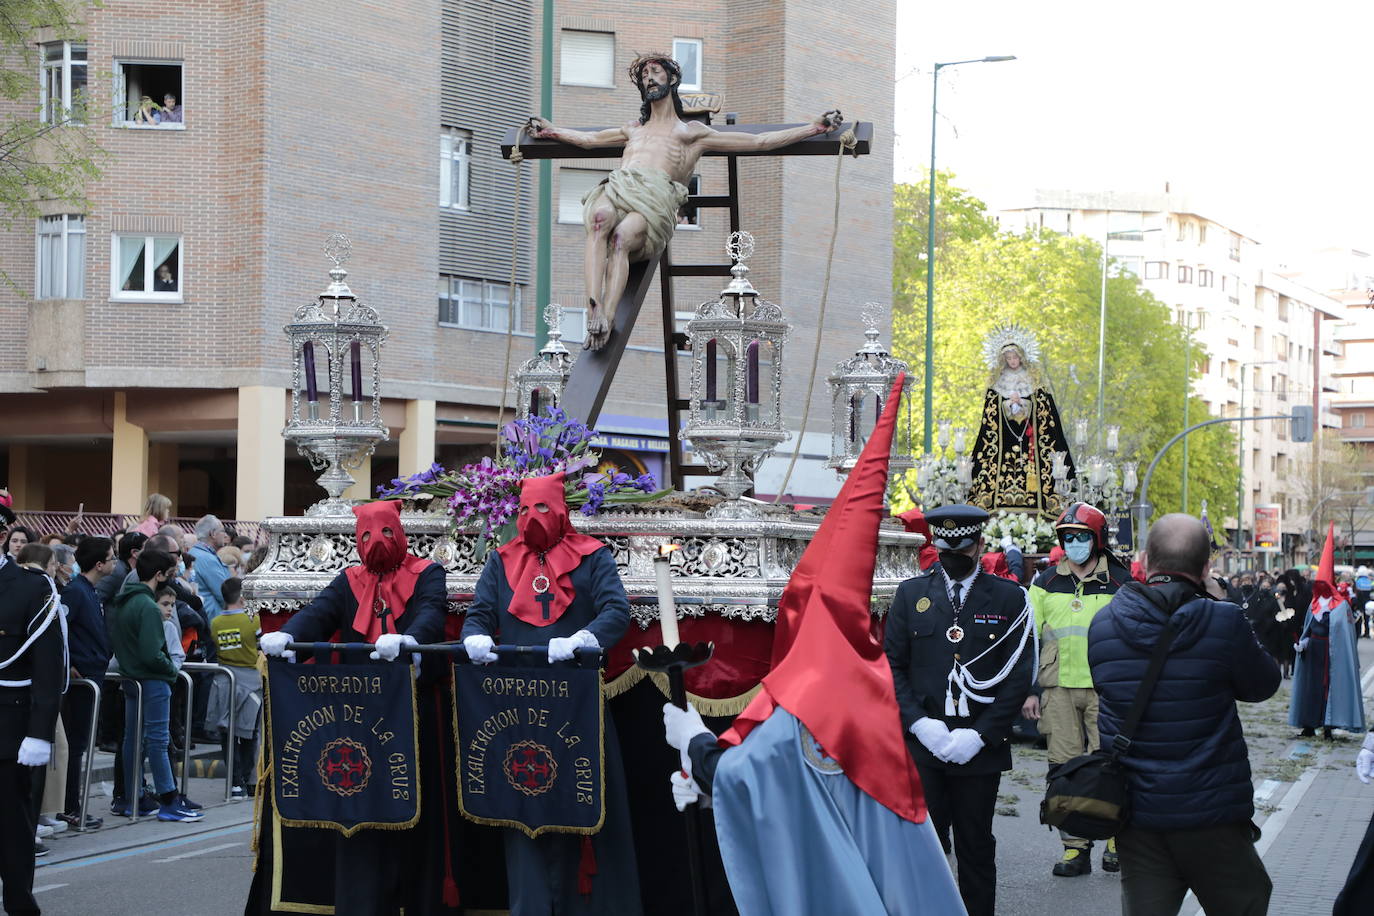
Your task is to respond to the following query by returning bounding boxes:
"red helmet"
[1055,502,1108,551]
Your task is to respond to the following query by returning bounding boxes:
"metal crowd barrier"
[71,678,102,832]
[103,675,144,822]
[181,661,241,802]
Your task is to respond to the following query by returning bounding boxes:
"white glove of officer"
[259,631,294,660]
[370,633,418,662]
[910,717,953,761]
[944,728,985,766]
[669,769,711,812]
[1357,732,1374,785]
[463,634,497,665]
[1295,638,1309,654]
[17,737,52,767]
[548,629,598,663]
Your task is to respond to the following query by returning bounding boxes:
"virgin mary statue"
[967,325,1075,516]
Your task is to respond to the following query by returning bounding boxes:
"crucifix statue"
[531,53,840,351]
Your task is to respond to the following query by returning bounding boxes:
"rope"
[773,120,859,503]
[494,123,529,457]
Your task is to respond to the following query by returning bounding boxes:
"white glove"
[548,629,598,663]
[259,631,294,659]
[463,634,497,665]
[910,717,953,761]
[370,633,419,662]
[17,737,52,767]
[663,701,712,755]
[670,769,710,812]
[944,728,985,766]
[1296,638,1309,654]
[1358,732,1374,785]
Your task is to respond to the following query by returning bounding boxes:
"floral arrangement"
[984,510,1058,553]
[376,406,666,542]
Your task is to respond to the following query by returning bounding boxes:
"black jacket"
[885,567,1034,774]
[0,562,67,757]
[1088,580,1280,831]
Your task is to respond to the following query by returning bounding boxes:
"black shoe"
[1053,847,1092,877]
[57,812,103,830]
[1102,838,1120,872]
[177,793,203,811]
[34,842,49,857]
[1299,727,1316,738]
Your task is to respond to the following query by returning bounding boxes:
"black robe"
[245,564,500,915]
[462,547,642,916]
[967,387,1075,516]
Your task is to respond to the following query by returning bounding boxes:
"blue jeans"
[123,679,175,799]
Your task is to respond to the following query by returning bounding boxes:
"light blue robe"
[711,709,966,916]
[1289,600,1366,731]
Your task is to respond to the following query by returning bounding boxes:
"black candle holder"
[632,641,714,709]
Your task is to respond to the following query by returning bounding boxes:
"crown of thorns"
[629,54,682,88]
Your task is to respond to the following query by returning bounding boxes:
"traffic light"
[1290,404,1314,443]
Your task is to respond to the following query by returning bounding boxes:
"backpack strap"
[1109,586,1183,758]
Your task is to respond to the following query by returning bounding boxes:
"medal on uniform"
[916,597,931,613]
[946,625,964,643]
[1069,597,1084,612]
[532,553,555,620]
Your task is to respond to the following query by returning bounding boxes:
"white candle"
[653,553,680,648]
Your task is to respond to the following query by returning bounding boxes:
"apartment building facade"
[2,0,896,519]
[999,190,1343,563]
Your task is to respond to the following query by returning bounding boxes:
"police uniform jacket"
[885,567,1034,774]
[0,562,66,759]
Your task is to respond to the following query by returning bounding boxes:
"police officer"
[0,518,66,915]
[885,504,1035,916]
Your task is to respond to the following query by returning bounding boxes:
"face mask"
[177,560,186,576]
[1064,541,1093,565]
[938,550,976,580]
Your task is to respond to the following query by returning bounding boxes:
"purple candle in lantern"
[350,340,363,402]
[746,341,760,404]
[706,339,717,401]
[302,341,319,402]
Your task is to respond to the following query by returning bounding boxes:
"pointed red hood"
[1312,521,1337,604]
[720,373,925,823]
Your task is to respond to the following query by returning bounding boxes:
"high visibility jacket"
[1029,553,1133,688]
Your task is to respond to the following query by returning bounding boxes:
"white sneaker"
[37,816,67,834]
[35,825,54,839]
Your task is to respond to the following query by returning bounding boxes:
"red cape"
[721,374,925,823]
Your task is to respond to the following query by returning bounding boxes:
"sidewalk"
[1211,638,1374,915]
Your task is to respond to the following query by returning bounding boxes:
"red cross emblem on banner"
[503,740,558,797]
[317,737,373,797]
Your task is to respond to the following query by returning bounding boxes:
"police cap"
[925,504,990,551]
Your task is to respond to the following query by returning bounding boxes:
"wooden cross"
[502,120,873,434]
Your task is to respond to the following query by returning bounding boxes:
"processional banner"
[452,659,605,837]
[264,659,420,836]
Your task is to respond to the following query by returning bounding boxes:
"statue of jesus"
[531,53,840,350]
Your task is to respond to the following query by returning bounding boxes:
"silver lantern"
[682,232,790,508]
[827,302,914,475]
[282,234,389,516]
[513,303,574,420]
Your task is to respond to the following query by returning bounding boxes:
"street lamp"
[924,54,1016,452]
[1096,226,1161,452]
[1234,359,1276,551]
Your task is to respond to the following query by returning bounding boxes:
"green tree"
[892,184,1238,526]
[892,171,997,311]
[1,0,100,273]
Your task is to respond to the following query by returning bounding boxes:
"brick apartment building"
[1,0,896,520]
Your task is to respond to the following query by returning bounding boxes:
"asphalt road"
[30,645,1374,916]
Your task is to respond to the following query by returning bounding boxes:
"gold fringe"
[452,667,607,839]
[602,666,762,717]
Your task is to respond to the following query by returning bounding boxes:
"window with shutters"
[40,42,87,124]
[1145,261,1169,280]
[558,168,610,223]
[113,61,184,128]
[560,30,614,88]
[1177,265,1192,284]
[1197,268,1213,287]
[673,38,702,91]
[111,234,182,302]
[440,129,472,210]
[438,276,520,332]
[35,215,85,299]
